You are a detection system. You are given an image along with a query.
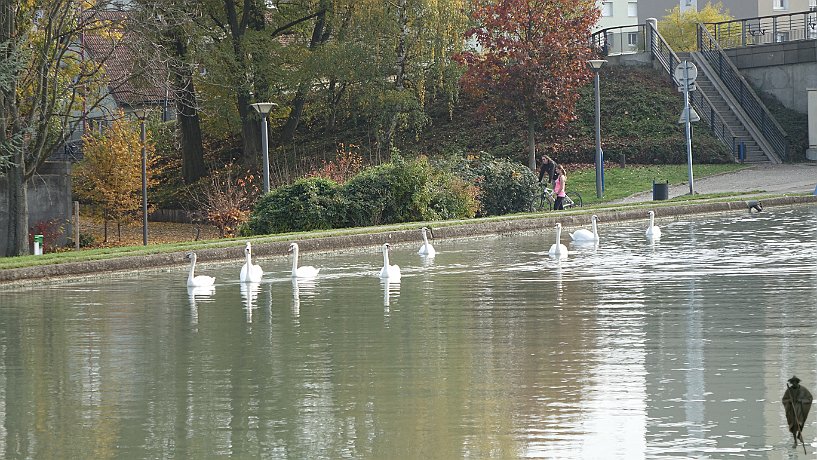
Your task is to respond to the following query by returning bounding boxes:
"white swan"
[240,241,263,283]
[645,210,662,240]
[288,242,320,278]
[548,223,569,258]
[379,243,401,280]
[186,252,215,287]
[418,226,436,257]
[570,215,599,243]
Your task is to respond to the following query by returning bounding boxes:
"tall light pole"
[134,108,149,246]
[250,102,277,194]
[587,59,607,199]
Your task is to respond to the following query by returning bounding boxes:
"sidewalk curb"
[2,195,815,284]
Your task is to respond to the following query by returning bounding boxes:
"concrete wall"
[0,161,73,254]
[725,40,817,113]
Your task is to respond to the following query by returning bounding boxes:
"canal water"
[1,205,816,459]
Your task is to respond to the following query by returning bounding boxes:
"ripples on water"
[0,205,815,458]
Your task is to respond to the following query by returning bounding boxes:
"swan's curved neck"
[555,226,562,253]
[245,249,252,264]
[383,248,391,267]
[291,246,299,272]
[592,219,598,238]
[422,230,429,245]
[649,213,655,227]
[188,258,196,280]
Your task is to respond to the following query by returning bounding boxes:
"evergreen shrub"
[244,177,344,234]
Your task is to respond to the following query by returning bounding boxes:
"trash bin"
[34,234,44,255]
[653,180,669,201]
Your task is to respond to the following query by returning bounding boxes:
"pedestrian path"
[612,164,817,204]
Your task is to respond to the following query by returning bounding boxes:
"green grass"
[567,164,749,205]
[0,163,765,272]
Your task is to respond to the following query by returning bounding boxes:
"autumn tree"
[72,115,159,241]
[659,2,733,52]
[1,0,125,256]
[458,0,599,170]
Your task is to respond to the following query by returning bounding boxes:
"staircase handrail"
[704,9,817,48]
[647,23,739,157]
[696,23,789,161]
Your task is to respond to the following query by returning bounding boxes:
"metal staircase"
[677,52,771,163]
[646,21,789,164]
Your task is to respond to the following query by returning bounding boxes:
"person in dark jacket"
[783,375,813,450]
[538,155,557,185]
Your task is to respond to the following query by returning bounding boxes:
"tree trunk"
[171,33,206,184]
[4,159,29,257]
[385,0,408,153]
[239,90,261,167]
[527,113,536,171]
[280,5,329,143]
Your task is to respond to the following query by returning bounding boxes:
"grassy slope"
[396,65,732,165]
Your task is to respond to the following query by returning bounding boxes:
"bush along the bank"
[243,154,543,235]
[469,157,538,216]
[245,177,344,235]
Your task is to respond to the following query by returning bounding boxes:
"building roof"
[82,10,171,107]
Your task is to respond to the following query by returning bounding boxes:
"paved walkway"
[612,163,817,204]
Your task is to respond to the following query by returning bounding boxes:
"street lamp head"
[251,102,278,114]
[586,59,607,72]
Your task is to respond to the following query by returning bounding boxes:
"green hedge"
[245,177,344,235]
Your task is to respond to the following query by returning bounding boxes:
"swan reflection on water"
[291,277,318,318]
[382,279,400,309]
[187,285,216,326]
[240,282,261,323]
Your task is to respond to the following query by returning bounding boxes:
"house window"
[773,0,787,10]
[628,2,637,17]
[627,32,639,47]
[776,31,789,42]
[601,1,613,17]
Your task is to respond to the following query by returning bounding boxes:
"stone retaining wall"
[2,195,815,284]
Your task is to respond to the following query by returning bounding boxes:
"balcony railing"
[591,25,646,56]
[705,9,817,48]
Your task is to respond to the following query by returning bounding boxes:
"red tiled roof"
[82,10,171,107]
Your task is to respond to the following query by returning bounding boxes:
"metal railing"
[648,23,739,157]
[51,140,84,163]
[697,24,789,161]
[705,9,817,48]
[591,25,646,56]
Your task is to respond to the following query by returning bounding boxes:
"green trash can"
[34,234,44,255]
[653,180,669,200]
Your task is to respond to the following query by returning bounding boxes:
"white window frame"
[601,1,613,17]
[773,0,788,11]
[628,2,637,17]
[627,32,639,47]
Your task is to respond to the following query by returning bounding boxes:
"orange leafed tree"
[457,0,600,170]
[73,115,159,240]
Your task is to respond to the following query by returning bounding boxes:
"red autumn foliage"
[456,0,600,169]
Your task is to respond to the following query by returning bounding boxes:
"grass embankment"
[0,163,756,272]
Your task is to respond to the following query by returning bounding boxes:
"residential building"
[595,0,640,31]
[639,0,813,22]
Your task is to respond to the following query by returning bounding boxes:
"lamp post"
[134,108,149,246]
[587,59,607,199]
[250,102,278,194]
